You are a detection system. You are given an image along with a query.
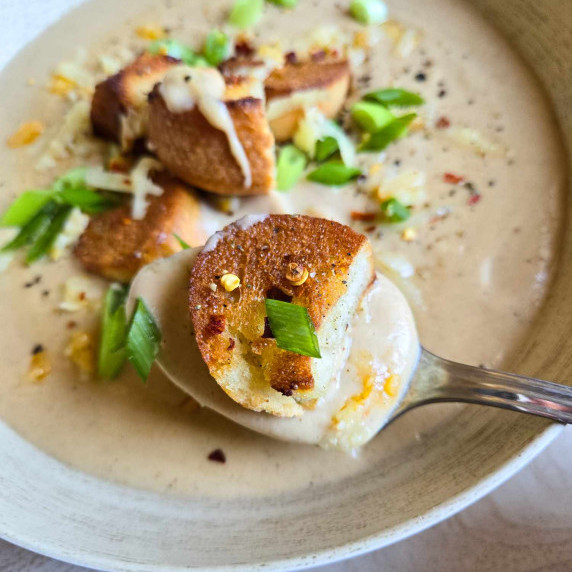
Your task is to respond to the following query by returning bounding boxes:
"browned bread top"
[75,172,205,283]
[189,214,370,395]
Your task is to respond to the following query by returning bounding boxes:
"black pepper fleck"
[207,449,226,463]
[414,72,426,82]
[438,89,447,98]
[32,344,44,355]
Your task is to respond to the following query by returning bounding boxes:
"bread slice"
[265,59,351,141]
[147,68,275,196]
[189,214,374,417]
[75,173,205,282]
[222,57,351,141]
[91,53,179,150]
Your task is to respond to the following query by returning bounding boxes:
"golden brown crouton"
[147,70,275,196]
[189,215,374,417]
[265,59,351,141]
[91,53,179,150]
[75,173,205,283]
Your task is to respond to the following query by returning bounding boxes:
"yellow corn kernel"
[401,228,417,242]
[65,331,96,375]
[7,121,44,148]
[369,163,382,176]
[384,374,400,398]
[285,263,309,286]
[220,273,240,292]
[48,74,77,96]
[353,30,369,49]
[135,25,166,41]
[28,350,52,383]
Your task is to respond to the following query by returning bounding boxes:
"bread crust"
[75,173,205,282]
[189,215,372,402]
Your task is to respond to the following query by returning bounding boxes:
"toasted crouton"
[147,67,275,196]
[265,59,351,141]
[91,53,179,150]
[75,173,205,283]
[189,215,374,417]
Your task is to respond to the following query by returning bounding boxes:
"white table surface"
[1,426,570,572]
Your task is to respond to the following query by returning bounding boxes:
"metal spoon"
[389,349,572,427]
[129,249,572,449]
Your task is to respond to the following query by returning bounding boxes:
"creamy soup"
[0,0,565,497]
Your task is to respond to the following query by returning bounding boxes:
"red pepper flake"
[436,116,451,129]
[285,51,298,64]
[350,211,377,222]
[207,449,226,463]
[364,225,376,233]
[234,40,254,57]
[443,172,464,184]
[467,194,481,206]
[227,338,235,351]
[66,321,77,329]
[310,50,326,62]
[205,314,226,336]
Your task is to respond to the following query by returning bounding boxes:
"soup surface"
[0,0,565,497]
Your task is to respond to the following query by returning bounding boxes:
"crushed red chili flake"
[67,321,77,329]
[443,172,464,184]
[467,194,481,205]
[365,225,376,233]
[350,211,377,222]
[285,51,297,64]
[205,314,226,336]
[234,40,254,57]
[436,116,451,129]
[227,338,236,351]
[207,449,226,463]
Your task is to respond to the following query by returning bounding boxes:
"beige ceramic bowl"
[0,0,569,570]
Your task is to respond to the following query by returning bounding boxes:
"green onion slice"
[380,197,411,223]
[265,299,321,358]
[53,167,88,192]
[0,190,55,227]
[126,298,162,382]
[315,137,339,162]
[98,284,129,380]
[173,233,190,249]
[204,30,230,66]
[359,113,417,152]
[365,88,425,107]
[229,0,265,29]
[276,145,307,191]
[307,161,362,186]
[57,187,119,214]
[149,39,204,66]
[25,204,72,264]
[267,0,298,7]
[349,0,388,25]
[351,101,395,133]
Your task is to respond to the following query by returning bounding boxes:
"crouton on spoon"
[128,215,572,451]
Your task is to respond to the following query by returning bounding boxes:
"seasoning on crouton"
[75,173,205,282]
[91,53,179,150]
[189,214,374,417]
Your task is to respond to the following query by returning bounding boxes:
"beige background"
[0,427,570,571]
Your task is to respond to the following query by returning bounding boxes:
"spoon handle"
[399,349,572,424]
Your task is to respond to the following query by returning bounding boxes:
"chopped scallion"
[349,0,388,25]
[365,88,425,107]
[0,190,54,227]
[267,0,298,7]
[315,137,339,162]
[359,113,417,152]
[351,101,395,133]
[174,233,190,250]
[307,161,362,186]
[229,0,265,29]
[56,187,119,214]
[276,145,307,191]
[98,284,128,379]
[25,204,72,264]
[380,197,410,223]
[265,299,321,358]
[53,167,88,192]
[204,30,230,66]
[125,298,162,382]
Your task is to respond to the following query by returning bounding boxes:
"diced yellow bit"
[220,273,240,292]
[369,163,382,176]
[28,351,52,383]
[257,44,285,66]
[382,20,405,44]
[401,228,417,242]
[48,74,77,96]
[384,374,400,398]
[135,25,166,41]
[7,121,44,148]
[65,331,96,376]
[409,116,425,132]
[353,30,369,49]
[285,263,309,286]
